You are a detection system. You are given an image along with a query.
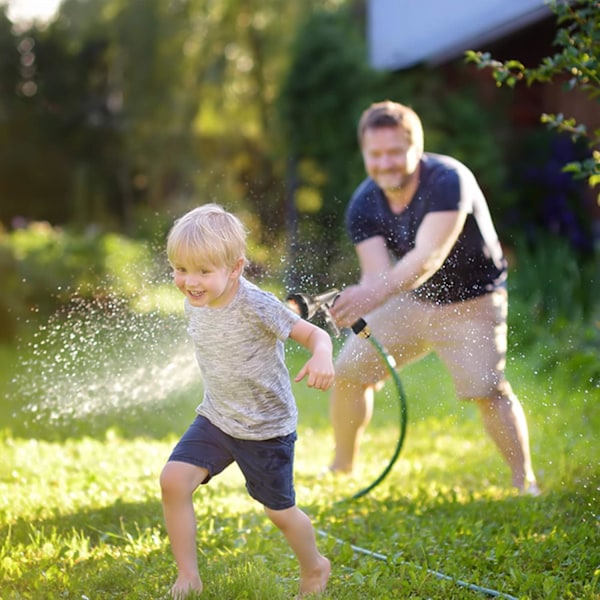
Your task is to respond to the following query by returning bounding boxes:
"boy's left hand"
[294,356,334,390]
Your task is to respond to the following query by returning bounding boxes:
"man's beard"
[380,170,413,193]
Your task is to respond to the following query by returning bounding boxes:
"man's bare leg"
[329,378,374,472]
[475,392,539,495]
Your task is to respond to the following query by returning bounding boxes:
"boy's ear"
[230,257,245,278]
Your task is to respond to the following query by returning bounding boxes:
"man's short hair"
[358,100,424,155]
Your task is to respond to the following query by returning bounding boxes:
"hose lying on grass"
[315,529,519,600]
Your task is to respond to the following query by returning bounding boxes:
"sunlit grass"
[1,329,599,599]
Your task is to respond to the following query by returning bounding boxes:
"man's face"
[361,126,421,193]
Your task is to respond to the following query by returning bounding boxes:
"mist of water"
[8,244,355,432]
[13,295,199,425]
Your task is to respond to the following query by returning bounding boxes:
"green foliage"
[278,8,370,162]
[465,0,600,187]
[415,76,513,203]
[0,0,342,235]
[277,6,374,288]
[498,126,596,251]
[0,222,161,340]
[508,233,600,388]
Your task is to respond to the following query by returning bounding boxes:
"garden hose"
[346,322,408,501]
[286,290,408,500]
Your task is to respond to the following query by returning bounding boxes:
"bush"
[508,232,600,387]
[0,222,161,340]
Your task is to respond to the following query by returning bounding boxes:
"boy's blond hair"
[167,203,247,269]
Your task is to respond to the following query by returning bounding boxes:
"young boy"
[160,203,333,598]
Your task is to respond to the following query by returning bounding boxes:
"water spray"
[286,288,407,500]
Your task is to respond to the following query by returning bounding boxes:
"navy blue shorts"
[168,415,297,510]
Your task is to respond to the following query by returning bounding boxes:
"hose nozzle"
[286,288,371,339]
[286,289,341,337]
[286,289,339,320]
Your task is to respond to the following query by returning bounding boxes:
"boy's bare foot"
[170,575,203,599]
[299,556,331,597]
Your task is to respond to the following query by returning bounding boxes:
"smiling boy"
[160,203,332,598]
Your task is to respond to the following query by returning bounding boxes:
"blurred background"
[0,0,598,389]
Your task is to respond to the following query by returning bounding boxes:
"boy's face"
[171,259,242,308]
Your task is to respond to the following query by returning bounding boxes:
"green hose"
[323,322,520,599]
[346,331,408,501]
[284,291,409,501]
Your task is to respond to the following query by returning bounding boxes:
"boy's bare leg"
[265,506,330,596]
[160,461,207,597]
[329,378,374,472]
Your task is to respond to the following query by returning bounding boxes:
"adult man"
[329,100,539,495]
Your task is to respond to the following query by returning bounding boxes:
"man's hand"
[330,279,388,328]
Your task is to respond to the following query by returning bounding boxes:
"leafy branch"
[465,0,600,191]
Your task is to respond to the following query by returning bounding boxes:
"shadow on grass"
[3,389,201,442]
[1,498,164,546]
[2,475,598,599]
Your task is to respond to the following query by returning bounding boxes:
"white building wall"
[368,0,551,70]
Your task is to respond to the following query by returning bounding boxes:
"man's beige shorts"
[335,289,510,399]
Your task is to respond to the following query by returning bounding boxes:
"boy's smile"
[172,260,242,308]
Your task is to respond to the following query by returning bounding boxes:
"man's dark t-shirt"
[346,153,507,304]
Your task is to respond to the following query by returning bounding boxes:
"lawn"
[0,305,599,599]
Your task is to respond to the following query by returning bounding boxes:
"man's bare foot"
[171,575,203,599]
[519,480,541,497]
[327,463,353,474]
[318,465,353,480]
[299,556,331,597]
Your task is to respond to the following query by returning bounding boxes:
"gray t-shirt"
[184,276,300,440]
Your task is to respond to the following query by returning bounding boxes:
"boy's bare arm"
[289,319,335,390]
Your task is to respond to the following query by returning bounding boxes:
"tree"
[465,0,600,194]
[0,0,337,242]
[277,5,377,288]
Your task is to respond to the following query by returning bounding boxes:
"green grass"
[1,323,599,599]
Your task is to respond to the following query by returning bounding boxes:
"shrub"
[0,222,160,340]
[508,232,600,387]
